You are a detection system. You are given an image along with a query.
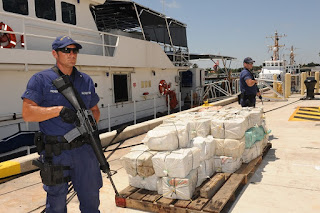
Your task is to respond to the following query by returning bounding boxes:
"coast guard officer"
[239,57,261,107]
[21,36,102,213]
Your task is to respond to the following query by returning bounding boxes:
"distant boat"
[259,31,300,81]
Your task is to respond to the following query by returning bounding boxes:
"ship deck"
[1,93,320,213]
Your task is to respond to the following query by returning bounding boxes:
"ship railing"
[0,145,36,161]
[0,93,185,160]
[202,80,232,102]
[0,11,119,56]
[232,78,240,94]
[163,45,191,67]
[0,92,185,140]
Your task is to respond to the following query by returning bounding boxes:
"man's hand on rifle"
[60,106,79,125]
[257,91,261,97]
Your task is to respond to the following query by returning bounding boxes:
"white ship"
[0,0,235,160]
[259,31,300,81]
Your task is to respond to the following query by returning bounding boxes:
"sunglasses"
[56,47,79,54]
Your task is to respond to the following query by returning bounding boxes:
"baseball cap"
[52,36,82,50]
[243,57,255,64]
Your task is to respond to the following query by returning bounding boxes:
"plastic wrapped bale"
[189,117,211,139]
[157,178,163,194]
[214,156,242,173]
[206,135,216,156]
[143,123,189,151]
[152,148,201,178]
[242,140,263,163]
[198,105,222,112]
[197,111,218,117]
[211,117,225,138]
[197,158,215,187]
[245,125,265,148]
[224,116,248,140]
[220,107,241,115]
[215,137,245,158]
[192,136,215,161]
[190,147,201,170]
[262,134,269,151]
[159,123,191,148]
[120,145,157,177]
[129,174,160,191]
[162,169,198,200]
[240,107,263,128]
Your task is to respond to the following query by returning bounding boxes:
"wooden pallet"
[116,143,272,213]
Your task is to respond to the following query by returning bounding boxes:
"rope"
[133,149,155,175]
[162,177,193,202]
[263,99,302,113]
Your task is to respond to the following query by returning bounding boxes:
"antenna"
[266,31,287,61]
[285,45,299,65]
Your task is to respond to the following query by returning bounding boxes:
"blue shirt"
[240,68,258,95]
[21,67,99,136]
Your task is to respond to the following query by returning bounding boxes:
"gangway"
[202,80,232,102]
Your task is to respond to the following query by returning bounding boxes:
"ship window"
[61,2,76,25]
[263,63,265,66]
[3,0,28,15]
[35,0,56,21]
[113,74,129,103]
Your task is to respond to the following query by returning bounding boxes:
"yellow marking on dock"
[0,160,21,179]
[289,107,320,121]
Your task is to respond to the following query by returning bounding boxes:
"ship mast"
[266,31,286,61]
[289,45,296,65]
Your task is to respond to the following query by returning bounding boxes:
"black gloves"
[60,107,79,124]
[258,95,262,100]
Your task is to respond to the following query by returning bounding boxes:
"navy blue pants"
[240,96,256,107]
[42,144,102,213]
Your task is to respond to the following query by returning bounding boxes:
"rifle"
[53,75,120,197]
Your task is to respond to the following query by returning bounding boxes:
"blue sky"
[133,0,319,69]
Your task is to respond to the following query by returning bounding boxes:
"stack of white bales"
[120,144,159,191]
[120,107,269,200]
[211,108,246,173]
[150,113,217,200]
[148,120,202,200]
[240,107,269,163]
[192,136,215,187]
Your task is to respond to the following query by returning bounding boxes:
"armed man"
[22,36,103,213]
[239,57,261,107]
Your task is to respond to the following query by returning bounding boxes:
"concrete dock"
[0,94,320,213]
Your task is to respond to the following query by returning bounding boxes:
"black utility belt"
[34,132,88,156]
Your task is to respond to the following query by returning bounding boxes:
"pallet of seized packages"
[116,143,272,213]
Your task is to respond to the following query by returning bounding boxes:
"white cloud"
[160,0,180,9]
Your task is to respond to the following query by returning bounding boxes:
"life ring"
[159,80,169,95]
[0,22,16,48]
[166,90,178,109]
[21,35,24,47]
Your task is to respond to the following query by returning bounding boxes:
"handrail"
[0,11,119,56]
[202,80,232,102]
